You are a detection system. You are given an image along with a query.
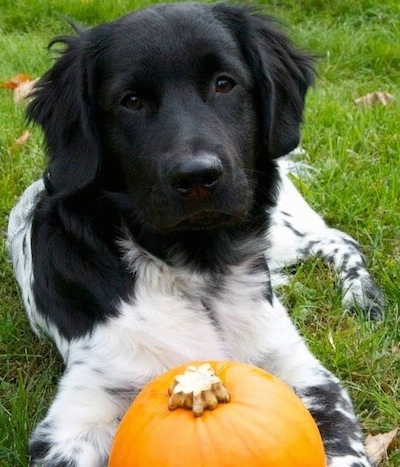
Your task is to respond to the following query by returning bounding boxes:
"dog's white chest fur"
[106,237,278,375]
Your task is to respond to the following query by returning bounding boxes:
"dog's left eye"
[121,93,144,111]
[215,76,235,94]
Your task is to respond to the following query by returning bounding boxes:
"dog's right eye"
[215,76,236,94]
[121,93,143,111]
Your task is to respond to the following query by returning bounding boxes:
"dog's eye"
[215,76,235,94]
[121,93,143,111]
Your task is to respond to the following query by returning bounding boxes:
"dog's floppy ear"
[213,5,315,159]
[27,30,100,196]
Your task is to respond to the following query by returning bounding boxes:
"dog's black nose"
[169,154,223,200]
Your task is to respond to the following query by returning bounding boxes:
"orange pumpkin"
[109,361,326,467]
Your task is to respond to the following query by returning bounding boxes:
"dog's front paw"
[328,458,373,467]
[29,419,112,467]
[342,273,385,321]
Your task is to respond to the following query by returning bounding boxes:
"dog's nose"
[169,154,223,200]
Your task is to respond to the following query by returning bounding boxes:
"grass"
[1,0,399,465]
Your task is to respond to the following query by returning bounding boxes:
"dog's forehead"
[95,3,241,71]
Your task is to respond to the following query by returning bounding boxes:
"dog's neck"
[43,185,272,274]
[123,207,270,274]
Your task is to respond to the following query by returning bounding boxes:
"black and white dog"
[8,3,384,466]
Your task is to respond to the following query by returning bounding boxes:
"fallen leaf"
[365,427,398,464]
[11,130,31,154]
[13,78,39,103]
[0,73,32,90]
[14,130,31,146]
[354,91,395,106]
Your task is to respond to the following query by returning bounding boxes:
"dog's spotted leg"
[255,298,372,467]
[297,371,372,467]
[301,228,385,320]
[268,165,385,319]
[28,345,140,467]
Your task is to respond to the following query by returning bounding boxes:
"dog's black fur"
[8,3,375,465]
[28,3,314,339]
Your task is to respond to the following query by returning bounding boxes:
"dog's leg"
[256,298,372,467]
[28,342,141,467]
[296,370,372,467]
[268,168,384,319]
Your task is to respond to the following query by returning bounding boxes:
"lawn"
[1,0,399,465]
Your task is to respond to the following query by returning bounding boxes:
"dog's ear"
[213,5,315,159]
[27,30,101,196]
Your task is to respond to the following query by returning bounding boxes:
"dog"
[7,3,384,466]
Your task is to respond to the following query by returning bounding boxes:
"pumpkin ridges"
[201,401,319,466]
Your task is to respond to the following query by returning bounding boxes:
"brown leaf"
[0,73,32,90]
[354,91,395,107]
[14,130,31,146]
[13,78,39,103]
[365,427,398,464]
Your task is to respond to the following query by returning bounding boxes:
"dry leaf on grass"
[13,78,39,103]
[14,130,31,146]
[365,427,398,464]
[354,91,395,107]
[11,130,31,153]
[0,73,32,89]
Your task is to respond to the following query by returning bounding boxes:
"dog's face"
[96,5,258,231]
[28,3,314,233]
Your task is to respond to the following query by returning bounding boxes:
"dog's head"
[28,3,314,233]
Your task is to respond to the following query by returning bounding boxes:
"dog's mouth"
[174,211,240,231]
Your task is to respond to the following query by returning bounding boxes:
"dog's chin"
[157,211,247,233]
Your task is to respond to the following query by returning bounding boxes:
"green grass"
[1,0,399,465]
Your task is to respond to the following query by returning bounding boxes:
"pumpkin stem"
[168,363,230,417]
